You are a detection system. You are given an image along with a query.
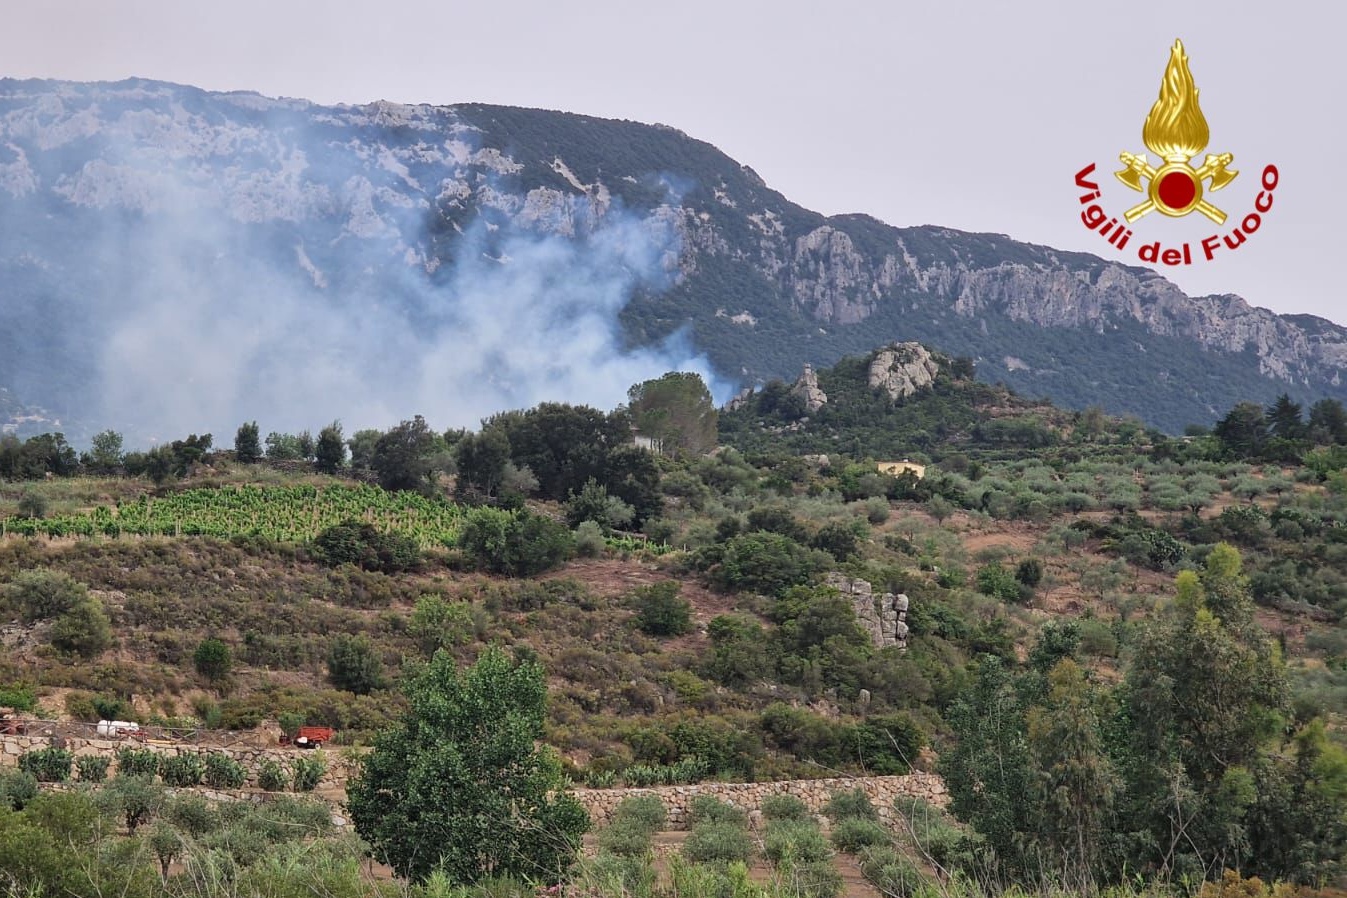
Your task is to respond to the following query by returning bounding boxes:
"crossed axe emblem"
[1115,151,1238,224]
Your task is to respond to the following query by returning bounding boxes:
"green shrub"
[683,821,755,865]
[166,793,219,837]
[76,755,110,783]
[1078,617,1120,657]
[457,507,573,576]
[975,563,1024,603]
[19,747,72,782]
[612,794,667,833]
[825,788,878,823]
[574,520,606,558]
[92,694,131,721]
[633,581,692,637]
[894,799,972,872]
[0,770,39,810]
[858,845,928,898]
[584,852,657,897]
[830,817,892,853]
[689,795,749,828]
[204,753,247,789]
[193,637,233,682]
[5,568,87,623]
[597,818,655,858]
[159,753,205,787]
[1014,558,1043,587]
[291,754,326,792]
[764,819,832,864]
[0,684,38,712]
[864,497,891,524]
[116,747,161,777]
[257,759,287,792]
[313,521,420,574]
[326,633,386,695]
[762,794,812,822]
[712,532,828,598]
[49,598,113,658]
[782,859,844,898]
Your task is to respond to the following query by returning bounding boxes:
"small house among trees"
[877,459,925,479]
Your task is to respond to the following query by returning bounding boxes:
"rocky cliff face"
[1,78,1343,436]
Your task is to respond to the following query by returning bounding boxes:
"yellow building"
[877,459,925,479]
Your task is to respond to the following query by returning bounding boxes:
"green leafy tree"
[1266,394,1305,441]
[939,657,1038,876]
[373,415,445,494]
[1308,398,1347,444]
[454,426,512,501]
[193,637,233,683]
[315,420,346,474]
[1118,547,1287,877]
[265,431,307,461]
[98,774,165,834]
[347,428,382,470]
[347,646,590,884]
[1026,659,1117,892]
[1214,401,1270,459]
[86,429,124,472]
[234,421,262,464]
[326,634,385,695]
[626,371,718,455]
[312,521,420,573]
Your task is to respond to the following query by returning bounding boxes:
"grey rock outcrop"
[868,342,939,401]
[725,387,754,412]
[825,572,910,650]
[790,363,828,413]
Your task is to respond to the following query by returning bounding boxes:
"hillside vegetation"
[4,348,1347,895]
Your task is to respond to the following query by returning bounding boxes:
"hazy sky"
[3,0,1341,323]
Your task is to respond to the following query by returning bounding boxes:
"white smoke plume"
[0,81,730,446]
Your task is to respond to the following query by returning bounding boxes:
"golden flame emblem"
[1115,40,1238,223]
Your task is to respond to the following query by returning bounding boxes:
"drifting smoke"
[95,191,720,443]
[0,82,731,445]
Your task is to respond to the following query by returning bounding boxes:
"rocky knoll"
[867,342,939,401]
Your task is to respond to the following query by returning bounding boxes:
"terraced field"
[0,483,464,547]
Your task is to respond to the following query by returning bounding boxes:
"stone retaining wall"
[0,732,361,791]
[570,773,947,830]
[5,732,947,832]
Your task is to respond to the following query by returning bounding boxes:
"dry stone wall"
[4,732,947,834]
[572,773,947,830]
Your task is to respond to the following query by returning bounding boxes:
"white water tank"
[96,720,140,737]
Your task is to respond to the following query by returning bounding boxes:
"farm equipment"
[280,725,334,749]
[0,708,26,735]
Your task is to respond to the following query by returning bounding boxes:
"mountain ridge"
[0,77,1342,439]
